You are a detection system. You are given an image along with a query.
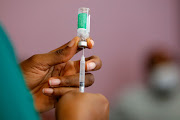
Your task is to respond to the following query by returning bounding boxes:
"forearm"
[55,92,109,120]
[55,99,94,120]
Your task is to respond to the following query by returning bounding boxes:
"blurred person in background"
[0,23,109,120]
[110,49,180,120]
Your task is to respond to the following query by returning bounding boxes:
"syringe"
[79,48,85,92]
[77,7,90,93]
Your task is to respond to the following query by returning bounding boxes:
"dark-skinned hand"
[20,37,102,112]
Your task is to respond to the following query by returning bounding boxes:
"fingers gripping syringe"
[77,7,90,92]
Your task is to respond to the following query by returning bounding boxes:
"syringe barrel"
[79,55,85,92]
[77,7,90,48]
[79,55,85,83]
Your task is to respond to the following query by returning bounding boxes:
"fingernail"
[87,62,96,71]
[42,88,53,94]
[90,39,94,46]
[49,79,61,86]
[68,39,76,47]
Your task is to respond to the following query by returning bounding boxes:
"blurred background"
[0,0,180,119]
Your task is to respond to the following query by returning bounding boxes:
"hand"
[20,37,102,112]
[55,91,109,120]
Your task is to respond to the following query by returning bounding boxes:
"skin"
[56,91,109,120]
[20,37,102,112]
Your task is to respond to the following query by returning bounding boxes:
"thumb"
[39,37,80,67]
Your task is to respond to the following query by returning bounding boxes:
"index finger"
[50,37,94,53]
[74,55,102,73]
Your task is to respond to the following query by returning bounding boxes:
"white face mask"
[149,63,180,93]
